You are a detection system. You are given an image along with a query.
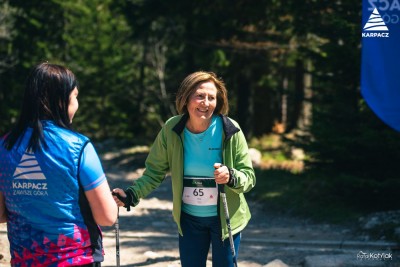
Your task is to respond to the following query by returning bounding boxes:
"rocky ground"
[1,147,399,267]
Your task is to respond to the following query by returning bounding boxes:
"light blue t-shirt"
[80,142,106,191]
[182,115,223,217]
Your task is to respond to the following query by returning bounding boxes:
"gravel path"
[96,167,390,267]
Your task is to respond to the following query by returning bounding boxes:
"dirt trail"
[95,167,366,267]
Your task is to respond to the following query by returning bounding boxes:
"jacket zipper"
[219,137,227,241]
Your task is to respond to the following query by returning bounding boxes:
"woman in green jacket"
[113,71,255,267]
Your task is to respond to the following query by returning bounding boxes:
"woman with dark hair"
[0,62,117,267]
[113,71,256,267]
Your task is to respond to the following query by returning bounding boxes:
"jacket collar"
[172,114,240,140]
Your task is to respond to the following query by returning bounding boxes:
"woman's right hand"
[112,188,127,207]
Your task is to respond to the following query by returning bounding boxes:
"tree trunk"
[298,59,312,132]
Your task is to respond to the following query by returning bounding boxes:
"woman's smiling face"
[186,81,217,122]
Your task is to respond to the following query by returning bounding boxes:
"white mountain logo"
[13,150,46,180]
[363,8,389,31]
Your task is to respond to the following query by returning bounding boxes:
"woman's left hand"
[213,163,230,184]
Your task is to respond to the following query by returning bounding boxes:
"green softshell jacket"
[125,114,256,240]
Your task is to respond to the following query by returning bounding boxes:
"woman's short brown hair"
[175,71,229,115]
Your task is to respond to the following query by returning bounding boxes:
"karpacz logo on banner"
[362,0,400,37]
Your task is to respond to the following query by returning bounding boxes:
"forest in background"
[1,0,400,218]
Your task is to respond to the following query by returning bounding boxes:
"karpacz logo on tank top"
[12,150,48,196]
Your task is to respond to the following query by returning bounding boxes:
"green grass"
[248,168,400,225]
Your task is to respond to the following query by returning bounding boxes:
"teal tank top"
[182,115,223,217]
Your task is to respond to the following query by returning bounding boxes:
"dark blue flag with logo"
[361,1,400,131]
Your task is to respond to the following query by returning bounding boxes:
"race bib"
[182,177,218,206]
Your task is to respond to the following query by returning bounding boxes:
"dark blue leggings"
[179,212,241,267]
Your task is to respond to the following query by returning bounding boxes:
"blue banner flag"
[361,1,400,131]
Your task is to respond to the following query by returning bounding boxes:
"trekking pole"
[112,193,121,267]
[219,184,238,267]
[215,163,238,267]
[115,207,120,267]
